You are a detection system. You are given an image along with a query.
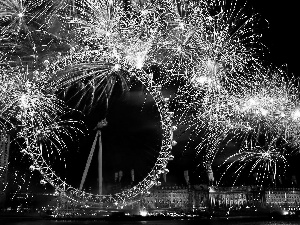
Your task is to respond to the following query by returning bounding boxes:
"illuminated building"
[265,188,300,210]
[208,186,264,209]
[141,184,269,212]
[141,185,208,213]
[0,133,10,207]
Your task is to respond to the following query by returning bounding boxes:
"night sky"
[69,0,300,192]
[251,0,299,77]
[7,1,300,195]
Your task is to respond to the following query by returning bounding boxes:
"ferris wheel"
[29,71,176,206]
[0,0,179,206]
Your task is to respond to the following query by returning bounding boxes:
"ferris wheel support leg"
[98,131,103,195]
[79,131,99,191]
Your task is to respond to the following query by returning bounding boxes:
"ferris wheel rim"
[31,69,175,205]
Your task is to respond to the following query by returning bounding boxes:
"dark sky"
[62,83,163,193]
[8,1,300,194]
[251,0,299,77]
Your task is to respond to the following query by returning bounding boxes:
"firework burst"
[175,66,300,166]
[160,0,269,165]
[0,63,64,129]
[151,0,265,88]
[1,0,299,191]
[43,0,168,112]
[224,69,300,149]
[0,58,85,161]
[0,0,54,42]
[219,137,288,186]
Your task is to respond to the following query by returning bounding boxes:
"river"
[1,219,300,225]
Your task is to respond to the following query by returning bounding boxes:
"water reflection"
[2,219,300,225]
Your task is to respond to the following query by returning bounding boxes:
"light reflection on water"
[1,220,300,225]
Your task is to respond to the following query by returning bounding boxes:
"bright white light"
[260,108,268,116]
[43,60,50,68]
[292,109,300,120]
[113,64,121,71]
[135,51,146,69]
[178,22,185,30]
[18,13,24,18]
[148,73,153,80]
[20,94,29,108]
[140,210,147,216]
[282,210,289,216]
[192,75,210,86]
[206,59,217,72]
[29,165,35,171]
[135,58,144,69]
[141,10,148,16]
[248,98,257,106]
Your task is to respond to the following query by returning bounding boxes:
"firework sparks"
[219,138,288,186]
[0,63,64,129]
[0,58,85,163]
[175,66,300,166]
[0,0,299,191]
[0,0,54,40]
[151,0,265,88]
[43,0,168,111]
[158,0,269,165]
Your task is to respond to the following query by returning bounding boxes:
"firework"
[151,0,265,88]
[219,137,288,186]
[43,0,168,111]
[224,69,300,149]
[46,0,266,112]
[175,66,300,166]
[1,0,299,193]
[158,0,269,165]
[0,58,85,163]
[0,0,55,46]
[0,63,64,128]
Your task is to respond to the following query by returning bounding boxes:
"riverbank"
[1,213,297,223]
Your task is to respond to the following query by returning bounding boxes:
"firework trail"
[1,0,299,189]
[0,58,85,168]
[219,136,288,186]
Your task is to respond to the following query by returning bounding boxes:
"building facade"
[139,185,296,212]
[265,188,300,210]
[0,133,10,207]
[208,186,265,209]
[142,185,189,211]
[141,185,208,213]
